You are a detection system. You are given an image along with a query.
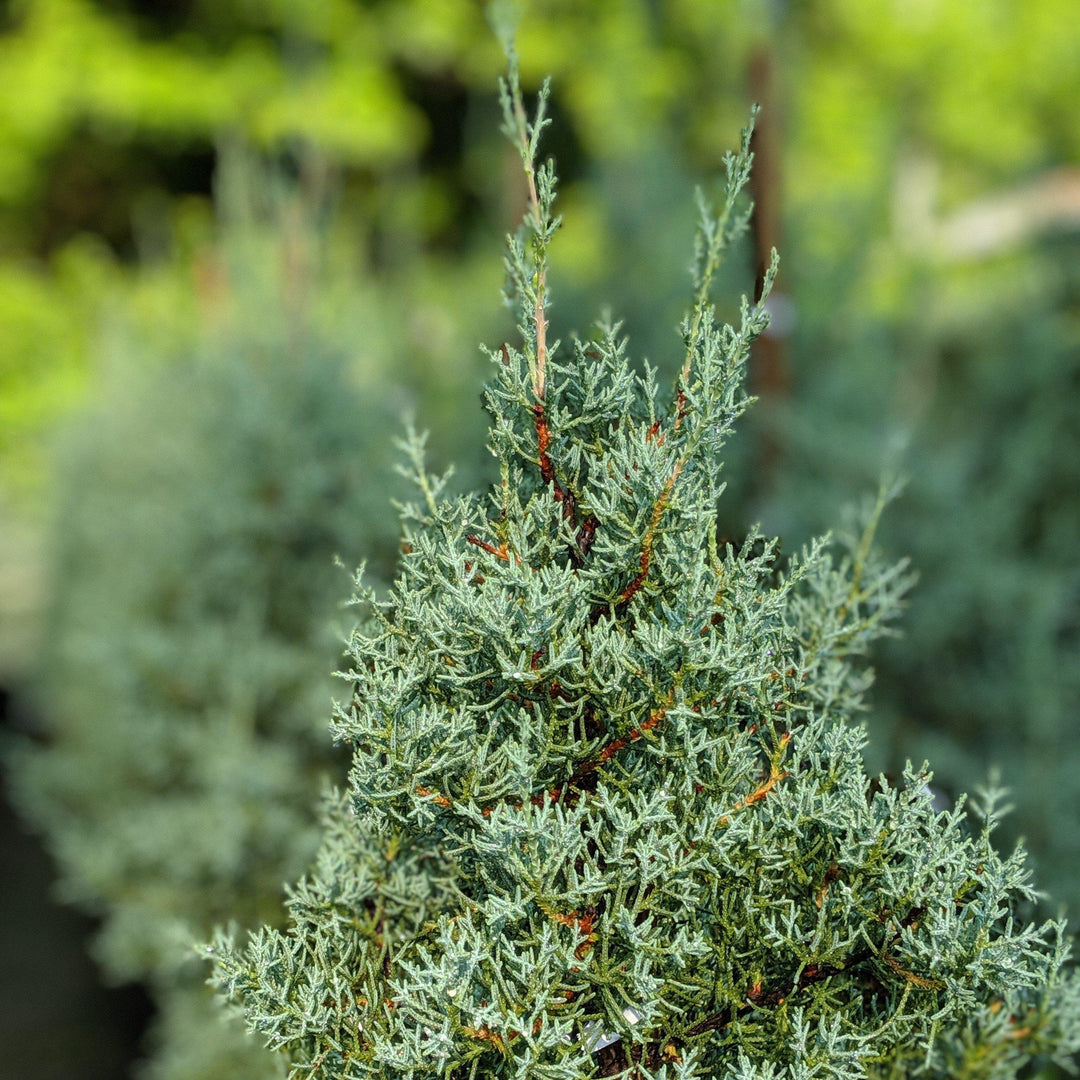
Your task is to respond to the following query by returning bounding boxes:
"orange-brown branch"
[414,785,452,808]
[562,691,676,796]
[533,401,559,493]
[674,389,689,432]
[719,735,791,825]
[463,1025,509,1055]
[618,463,683,607]
[598,703,668,762]
[467,534,510,561]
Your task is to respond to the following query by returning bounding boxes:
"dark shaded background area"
[1,689,154,1079]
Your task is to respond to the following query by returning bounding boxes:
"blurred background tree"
[1,1,1077,1078]
[5,149,427,1080]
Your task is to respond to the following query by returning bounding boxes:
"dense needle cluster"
[211,56,1080,1080]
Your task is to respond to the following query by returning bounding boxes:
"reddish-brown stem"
[561,692,675,795]
[717,765,789,826]
[718,733,791,825]
[674,389,689,432]
[575,514,600,561]
[533,402,558,491]
[467,535,509,561]
[414,785,451,808]
[617,463,683,607]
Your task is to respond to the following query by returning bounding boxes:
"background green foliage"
[1,1,1078,1077]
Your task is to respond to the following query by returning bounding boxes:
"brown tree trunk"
[747,45,791,483]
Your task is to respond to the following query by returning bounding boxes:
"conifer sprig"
[210,57,1080,1080]
[498,47,556,404]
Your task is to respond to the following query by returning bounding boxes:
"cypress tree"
[210,56,1080,1079]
